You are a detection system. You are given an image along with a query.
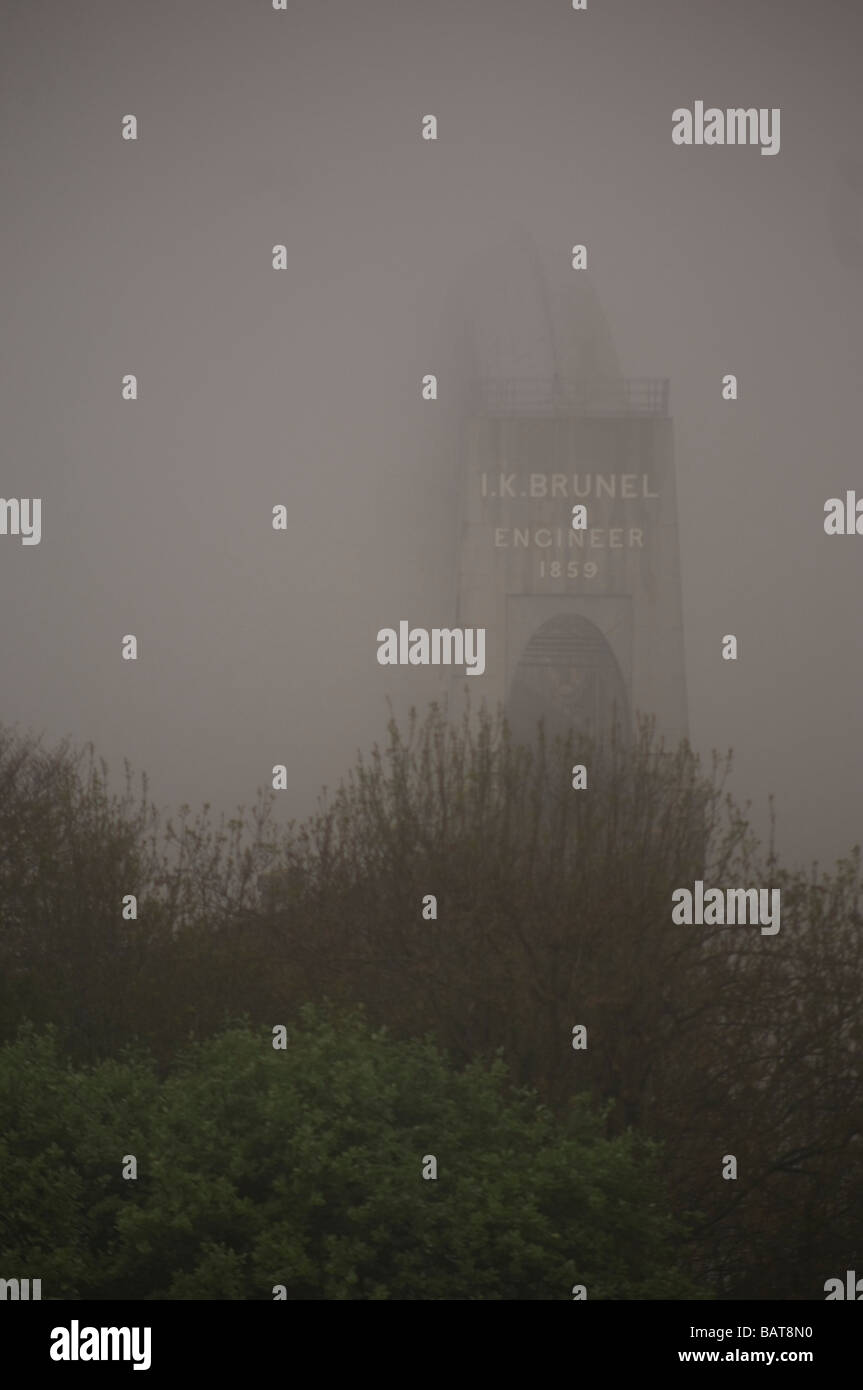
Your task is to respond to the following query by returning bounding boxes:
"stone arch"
[507,612,630,748]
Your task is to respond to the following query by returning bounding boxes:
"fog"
[2,0,862,868]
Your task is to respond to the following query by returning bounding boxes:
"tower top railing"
[473,377,669,417]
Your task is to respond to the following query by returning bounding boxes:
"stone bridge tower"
[451,237,688,749]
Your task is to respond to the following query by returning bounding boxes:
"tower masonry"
[454,377,688,748]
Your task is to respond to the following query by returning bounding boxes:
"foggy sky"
[2,0,862,868]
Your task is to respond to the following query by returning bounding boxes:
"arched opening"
[507,613,630,748]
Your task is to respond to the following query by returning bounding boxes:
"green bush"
[0,1008,694,1300]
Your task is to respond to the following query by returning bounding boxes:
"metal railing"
[473,377,669,416]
